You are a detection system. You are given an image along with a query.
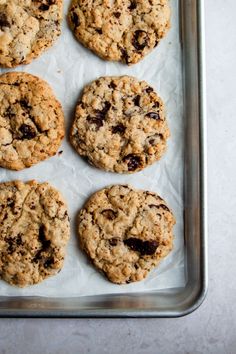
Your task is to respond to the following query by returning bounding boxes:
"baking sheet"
[0,0,185,297]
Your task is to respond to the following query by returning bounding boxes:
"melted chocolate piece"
[120,48,129,64]
[0,13,10,28]
[71,12,80,27]
[123,154,142,171]
[4,106,15,119]
[102,209,117,220]
[113,12,121,18]
[109,238,118,246]
[38,225,51,249]
[112,124,126,135]
[87,116,104,129]
[159,204,170,212]
[133,95,141,106]
[19,124,36,140]
[39,4,50,11]
[132,30,148,51]
[44,258,54,268]
[145,112,160,120]
[146,86,154,94]
[87,101,111,129]
[19,99,31,110]
[109,81,117,89]
[128,0,137,10]
[124,238,158,256]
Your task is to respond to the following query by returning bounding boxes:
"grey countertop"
[0,1,235,353]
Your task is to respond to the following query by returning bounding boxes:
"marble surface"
[0,1,236,353]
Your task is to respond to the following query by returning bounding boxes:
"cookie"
[0,72,65,170]
[68,0,170,65]
[70,76,170,173]
[78,185,175,284]
[0,0,62,68]
[0,180,70,287]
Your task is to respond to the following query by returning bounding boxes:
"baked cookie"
[0,180,70,287]
[68,0,170,65]
[78,185,175,284]
[70,76,170,173]
[0,0,63,68]
[0,72,65,170]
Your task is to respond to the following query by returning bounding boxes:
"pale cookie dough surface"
[70,76,170,173]
[0,72,65,170]
[0,180,70,287]
[0,0,62,68]
[68,0,170,65]
[78,185,175,284]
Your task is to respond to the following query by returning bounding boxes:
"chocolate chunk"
[19,99,31,110]
[145,112,160,120]
[149,139,155,145]
[88,101,111,128]
[128,0,137,10]
[87,116,104,129]
[109,238,118,246]
[6,234,22,254]
[7,198,14,208]
[132,30,148,51]
[153,101,160,108]
[0,13,10,28]
[39,4,50,11]
[19,124,36,139]
[71,12,80,27]
[124,238,158,256]
[109,81,117,89]
[123,154,142,171]
[16,234,22,246]
[113,12,121,18]
[159,204,170,212]
[44,258,54,268]
[101,101,111,114]
[4,107,15,119]
[96,29,103,34]
[133,95,141,106]
[146,86,154,94]
[38,225,51,249]
[102,209,117,220]
[120,48,129,64]
[112,124,126,135]
[149,204,170,212]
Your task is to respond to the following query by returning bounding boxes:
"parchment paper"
[0,0,185,297]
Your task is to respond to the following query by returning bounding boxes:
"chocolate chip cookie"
[0,72,65,170]
[70,76,170,173]
[78,185,175,284]
[0,180,70,287]
[0,0,63,68]
[68,0,170,65]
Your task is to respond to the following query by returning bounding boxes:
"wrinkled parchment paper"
[0,0,185,297]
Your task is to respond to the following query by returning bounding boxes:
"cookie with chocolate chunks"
[70,76,170,173]
[68,0,170,65]
[0,180,70,287]
[0,72,65,170]
[0,0,63,68]
[78,185,175,284]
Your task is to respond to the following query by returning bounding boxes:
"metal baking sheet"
[0,0,207,317]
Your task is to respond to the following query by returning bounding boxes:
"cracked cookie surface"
[0,72,65,170]
[70,76,170,173]
[0,180,70,287]
[78,185,175,284]
[68,0,170,65]
[0,0,63,68]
